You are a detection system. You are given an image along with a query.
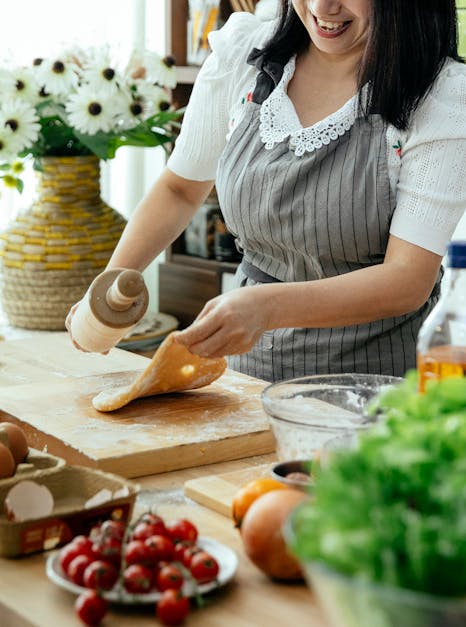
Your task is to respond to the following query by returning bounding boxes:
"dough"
[92,332,227,412]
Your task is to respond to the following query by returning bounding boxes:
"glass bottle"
[417,240,466,392]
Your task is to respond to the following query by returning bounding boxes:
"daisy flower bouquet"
[0,45,181,191]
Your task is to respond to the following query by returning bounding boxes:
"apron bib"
[215,85,439,382]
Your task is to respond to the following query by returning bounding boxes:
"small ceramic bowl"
[270,459,314,492]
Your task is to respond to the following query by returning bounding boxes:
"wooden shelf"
[171,253,238,273]
[176,65,200,84]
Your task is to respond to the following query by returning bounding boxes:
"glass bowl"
[261,374,400,461]
[284,511,466,627]
[269,459,314,492]
[299,561,466,627]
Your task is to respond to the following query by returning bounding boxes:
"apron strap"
[240,259,282,283]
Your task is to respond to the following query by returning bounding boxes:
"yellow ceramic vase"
[0,156,126,330]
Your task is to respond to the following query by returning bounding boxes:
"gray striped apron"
[215,84,440,382]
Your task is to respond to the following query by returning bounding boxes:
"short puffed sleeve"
[167,13,273,181]
[389,59,466,255]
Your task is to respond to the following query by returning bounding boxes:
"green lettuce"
[291,372,466,597]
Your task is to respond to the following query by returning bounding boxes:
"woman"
[68,0,466,381]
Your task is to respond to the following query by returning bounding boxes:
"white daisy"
[113,91,148,130]
[124,50,149,81]
[29,58,55,104]
[0,127,17,162]
[36,57,79,97]
[0,99,40,150]
[65,87,118,135]
[151,55,177,89]
[60,44,91,69]
[133,82,171,118]
[125,50,176,89]
[0,67,39,103]
[81,47,123,97]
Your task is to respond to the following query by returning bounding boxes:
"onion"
[240,489,308,581]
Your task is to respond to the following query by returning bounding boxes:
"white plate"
[46,537,238,605]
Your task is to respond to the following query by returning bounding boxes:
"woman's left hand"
[175,286,273,358]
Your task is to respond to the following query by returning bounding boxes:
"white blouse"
[167,12,466,256]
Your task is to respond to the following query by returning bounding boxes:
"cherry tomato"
[189,551,220,584]
[181,545,202,568]
[83,560,119,591]
[67,554,94,586]
[99,519,126,542]
[124,539,152,566]
[156,564,184,592]
[132,519,167,541]
[140,512,167,528]
[154,560,171,575]
[59,543,87,575]
[172,541,192,563]
[156,589,190,626]
[75,589,107,626]
[166,519,198,544]
[91,535,122,566]
[144,535,175,563]
[123,564,154,594]
[72,535,94,555]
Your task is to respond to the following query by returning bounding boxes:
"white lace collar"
[259,56,360,156]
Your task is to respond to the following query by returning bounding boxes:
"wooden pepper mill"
[71,268,149,353]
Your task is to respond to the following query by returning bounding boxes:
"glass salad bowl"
[261,373,400,461]
[293,559,466,627]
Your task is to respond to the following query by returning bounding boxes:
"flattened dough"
[92,332,227,412]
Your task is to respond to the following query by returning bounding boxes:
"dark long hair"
[259,0,462,129]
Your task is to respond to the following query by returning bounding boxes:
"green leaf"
[74,123,176,160]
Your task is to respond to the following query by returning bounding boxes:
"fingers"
[176,317,256,358]
[176,314,223,355]
[65,300,90,353]
[65,301,80,329]
[175,287,267,358]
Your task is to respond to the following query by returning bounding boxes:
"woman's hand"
[176,286,274,358]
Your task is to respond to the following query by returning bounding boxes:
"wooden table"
[0,456,329,627]
[0,330,329,627]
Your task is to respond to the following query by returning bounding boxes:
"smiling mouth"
[312,14,352,35]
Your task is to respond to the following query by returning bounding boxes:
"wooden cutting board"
[184,463,275,517]
[0,334,275,478]
[0,334,148,387]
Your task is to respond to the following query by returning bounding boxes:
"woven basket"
[0,156,126,330]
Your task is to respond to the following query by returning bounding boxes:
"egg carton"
[0,447,65,489]
[0,465,138,557]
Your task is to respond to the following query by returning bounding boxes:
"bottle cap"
[446,240,466,268]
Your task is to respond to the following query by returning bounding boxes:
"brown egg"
[0,443,15,479]
[0,423,29,464]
